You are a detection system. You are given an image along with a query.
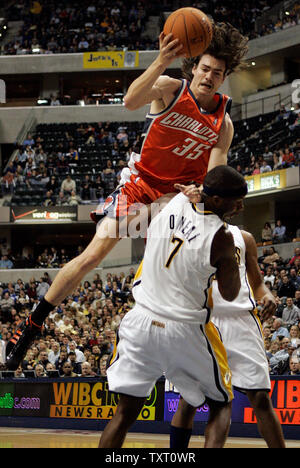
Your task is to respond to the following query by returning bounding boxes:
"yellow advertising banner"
[50,381,162,421]
[245,169,287,193]
[83,51,139,69]
[50,405,156,420]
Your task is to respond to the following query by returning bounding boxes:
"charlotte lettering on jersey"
[160,111,219,145]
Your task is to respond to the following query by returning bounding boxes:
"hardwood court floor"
[0,427,299,448]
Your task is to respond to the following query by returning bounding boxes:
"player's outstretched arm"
[242,230,276,321]
[211,226,241,302]
[207,114,234,172]
[124,32,183,110]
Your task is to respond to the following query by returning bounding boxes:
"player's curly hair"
[181,22,249,79]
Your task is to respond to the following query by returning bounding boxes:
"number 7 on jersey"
[165,236,184,268]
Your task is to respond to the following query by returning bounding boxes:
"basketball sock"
[170,425,192,449]
[31,297,55,326]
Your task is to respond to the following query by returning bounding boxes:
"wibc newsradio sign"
[0,378,165,422]
[244,379,300,425]
[0,377,299,430]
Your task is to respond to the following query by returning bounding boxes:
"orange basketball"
[163,7,213,58]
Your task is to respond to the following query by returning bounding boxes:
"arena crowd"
[0,246,300,377]
[2,0,300,55]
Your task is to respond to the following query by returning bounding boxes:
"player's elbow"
[123,95,138,111]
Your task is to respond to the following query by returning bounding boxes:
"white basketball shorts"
[212,310,271,392]
[107,306,233,408]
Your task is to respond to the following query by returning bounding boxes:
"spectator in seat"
[81,181,93,201]
[263,145,273,165]
[1,168,16,195]
[23,133,35,147]
[43,191,55,207]
[284,357,300,375]
[48,341,60,365]
[277,275,296,299]
[282,297,300,329]
[263,247,280,265]
[68,340,85,363]
[68,351,82,375]
[50,94,61,106]
[294,258,300,276]
[36,350,51,370]
[68,190,81,206]
[289,325,300,347]
[273,220,286,243]
[56,191,69,206]
[36,277,50,299]
[260,160,272,173]
[252,161,261,174]
[0,255,14,269]
[80,361,97,377]
[261,222,272,242]
[46,175,59,195]
[271,318,290,341]
[61,174,76,195]
[290,268,300,289]
[294,290,300,309]
[281,148,295,167]
[273,152,282,171]
[60,361,78,377]
[289,248,300,266]
[264,266,275,286]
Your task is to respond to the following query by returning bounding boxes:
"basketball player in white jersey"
[98,166,248,448]
[168,202,286,448]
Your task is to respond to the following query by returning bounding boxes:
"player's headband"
[203,183,248,198]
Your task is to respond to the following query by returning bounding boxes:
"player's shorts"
[107,306,233,407]
[90,170,165,223]
[212,310,271,393]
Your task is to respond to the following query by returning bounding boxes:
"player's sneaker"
[6,316,42,370]
[90,209,104,224]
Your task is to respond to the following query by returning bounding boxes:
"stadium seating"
[1,0,300,55]
[1,108,297,208]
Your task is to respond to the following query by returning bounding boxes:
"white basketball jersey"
[132,193,224,324]
[212,225,256,317]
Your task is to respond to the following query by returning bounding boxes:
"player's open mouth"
[200,83,212,89]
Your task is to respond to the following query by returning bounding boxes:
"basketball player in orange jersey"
[6,23,248,370]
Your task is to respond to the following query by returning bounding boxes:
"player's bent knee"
[178,398,197,417]
[248,390,271,412]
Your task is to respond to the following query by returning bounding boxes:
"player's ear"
[191,57,201,76]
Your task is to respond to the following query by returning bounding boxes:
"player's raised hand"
[158,32,184,66]
[174,183,202,203]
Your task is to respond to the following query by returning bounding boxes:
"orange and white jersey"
[126,79,232,194]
